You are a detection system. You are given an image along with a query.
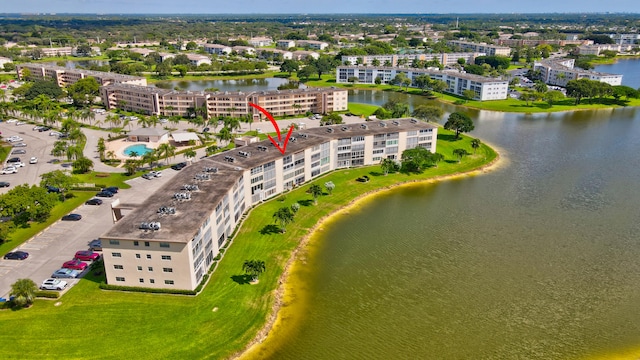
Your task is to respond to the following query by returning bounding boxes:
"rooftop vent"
[182,184,199,191]
[326,128,334,133]
[194,173,211,181]
[157,206,176,215]
[224,156,235,163]
[299,133,308,138]
[392,120,400,126]
[410,119,418,124]
[257,145,268,152]
[203,167,218,173]
[290,137,296,142]
[379,122,387,127]
[360,124,368,130]
[341,126,349,131]
[140,222,161,231]
[173,192,192,200]
[238,151,251,158]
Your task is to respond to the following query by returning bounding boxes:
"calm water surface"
[244,104,640,359]
[594,57,640,89]
[153,77,292,92]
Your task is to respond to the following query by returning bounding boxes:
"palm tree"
[10,278,37,308]
[380,158,398,175]
[143,151,157,169]
[272,207,295,233]
[471,138,481,154]
[97,138,106,161]
[157,143,176,165]
[431,152,444,168]
[324,181,335,195]
[123,159,139,175]
[106,150,117,163]
[242,260,266,282]
[51,141,67,160]
[73,157,94,174]
[217,127,233,147]
[128,150,140,159]
[224,117,241,136]
[241,114,254,132]
[184,149,197,163]
[453,148,468,163]
[308,184,323,204]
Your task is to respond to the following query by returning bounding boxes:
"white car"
[15,121,26,126]
[50,131,62,137]
[7,136,23,142]
[11,162,25,168]
[1,166,17,174]
[5,119,18,123]
[152,170,162,177]
[29,157,38,164]
[40,278,68,290]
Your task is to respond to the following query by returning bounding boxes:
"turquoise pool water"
[123,144,153,156]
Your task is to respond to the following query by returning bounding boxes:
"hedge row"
[99,282,197,295]
[35,290,60,299]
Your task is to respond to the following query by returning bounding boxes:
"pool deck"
[107,138,163,160]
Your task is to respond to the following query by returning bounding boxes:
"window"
[112,252,121,257]
[137,266,142,271]
[146,254,151,259]
[109,240,120,245]
[144,241,150,247]
[163,268,173,273]
[161,255,172,261]
[115,277,125,282]
[150,279,155,284]
[135,254,141,259]
[164,280,174,285]
[148,267,153,272]
[159,242,170,248]
[133,241,139,246]
[139,278,144,283]
[113,265,124,270]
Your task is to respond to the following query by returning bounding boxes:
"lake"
[594,57,640,89]
[153,77,293,92]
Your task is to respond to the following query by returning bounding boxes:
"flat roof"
[102,118,436,243]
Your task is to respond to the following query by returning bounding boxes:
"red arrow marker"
[249,102,294,155]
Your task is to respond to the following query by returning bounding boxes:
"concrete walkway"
[82,127,126,173]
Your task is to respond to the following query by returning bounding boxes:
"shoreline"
[232,148,503,360]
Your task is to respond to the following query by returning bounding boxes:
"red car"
[62,259,88,271]
[74,250,101,261]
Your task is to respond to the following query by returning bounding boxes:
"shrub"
[34,290,60,299]
[99,282,196,295]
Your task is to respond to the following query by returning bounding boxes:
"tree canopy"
[444,112,475,139]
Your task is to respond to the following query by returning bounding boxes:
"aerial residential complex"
[336,66,509,101]
[101,118,438,290]
[15,63,347,118]
[445,40,511,56]
[533,58,623,87]
[341,52,485,67]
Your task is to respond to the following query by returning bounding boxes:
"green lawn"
[348,103,379,117]
[0,130,497,359]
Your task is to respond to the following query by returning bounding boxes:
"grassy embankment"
[0,130,496,359]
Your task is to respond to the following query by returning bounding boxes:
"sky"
[2,0,639,14]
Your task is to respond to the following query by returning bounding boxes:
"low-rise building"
[297,40,329,50]
[186,54,211,66]
[341,52,485,67]
[577,44,630,56]
[610,34,640,46]
[257,49,293,60]
[248,37,273,47]
[534,58,623,87]
[446,40,511,57]
[203,44,232,56]
[336,66,508,101]
[232,46,256,56]
[0,56,12,68]
[16,63,147,87]
[276,40,296,49]
[292,50,319,60]
[101,118,438,291]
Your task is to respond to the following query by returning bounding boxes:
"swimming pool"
[123,144,154,157]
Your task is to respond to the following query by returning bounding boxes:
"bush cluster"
[99,282,196,295]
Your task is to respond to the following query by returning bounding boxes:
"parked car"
[15,121,26,126]
[5,119,18,123]
[7,157,21,163]
[50,131,62,137]
[51,268,80,279]
[3,251,28,260]
[29,157,38,164]
[40,278,68,290]
[1,166,18,174]
[88,239,102,251]
[46,185,62,193]
[62,213,82,221]
[38,126,51,132]
[11,149,26,155]
[171,162,187,170]
[74,250,101,261]
[62,259,88,271]
[102,186,119,194]
[0,181,10,187]
[11,162,25,168]
[7,136,22,142]
[12,142,27,147]
[96,191,114,198]
[85,198,103,205]
[33,125,44,131]
[151,170,162,177]
[141,173,155,180]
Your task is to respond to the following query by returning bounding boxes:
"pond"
[153,77,296,92]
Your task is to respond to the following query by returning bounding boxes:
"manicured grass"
[348,103,379,117]
[0,130,496,359]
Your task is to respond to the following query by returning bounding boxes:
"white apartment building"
[276,40,296,49]
[610,34,640,46]
[232,46,256,55]
[248,37,273,47]
[257,49,293,60]
[341,52,485,67]
[203,44,232,55]
[0,56,12,68]
[186,54,212,66]
[336,66,508,101]
[292,50,319,60]
[577,44,631,56]
[16,63,147,87]
[446,40,511,57]
[101,118,438,291]
[297,40,329,50]
[534,58,623,87]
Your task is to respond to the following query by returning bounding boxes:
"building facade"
[446,40,511,57]
[101,118,438,291]
[341,52,485,67]
[16,63,147,87]
[534,58,623,87]
[100,84,349,118]
[336,66,509,101]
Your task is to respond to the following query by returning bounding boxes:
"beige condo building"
[16,63,147,87]
[101,118,438,291]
